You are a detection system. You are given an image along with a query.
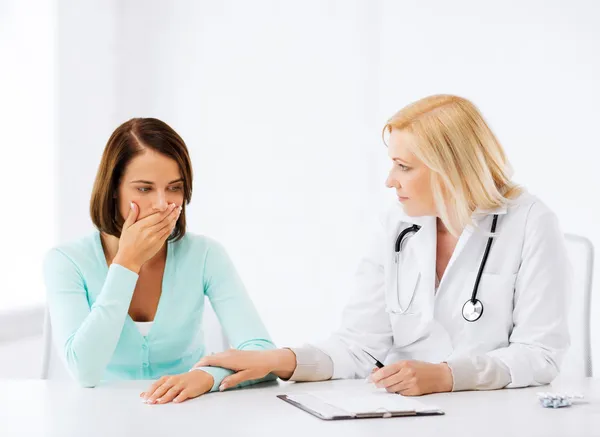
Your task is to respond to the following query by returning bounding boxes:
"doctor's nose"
[385,173,399,189]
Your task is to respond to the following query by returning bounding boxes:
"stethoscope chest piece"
[462,299,484,322]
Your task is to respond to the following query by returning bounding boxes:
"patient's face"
[117,148,185,222]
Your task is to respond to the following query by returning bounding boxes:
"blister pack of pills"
[537,392,584,408]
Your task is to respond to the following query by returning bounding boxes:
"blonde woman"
[144,95,571,402]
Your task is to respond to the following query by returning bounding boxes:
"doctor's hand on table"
[369,360,453,396]
[140,369,214,404]
[194,349,297,390]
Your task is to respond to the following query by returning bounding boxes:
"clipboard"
[277,392,445,421]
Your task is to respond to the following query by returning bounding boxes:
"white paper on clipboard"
[284,387,442,419]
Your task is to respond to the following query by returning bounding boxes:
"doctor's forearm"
[278,347,334,382]
[446,355,511,391]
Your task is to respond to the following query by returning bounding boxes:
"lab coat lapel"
[437,205,508,291]
[437,225,474,292]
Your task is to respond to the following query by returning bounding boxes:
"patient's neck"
[100,232,120,263]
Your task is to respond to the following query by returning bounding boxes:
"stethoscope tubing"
[392,214,499,321]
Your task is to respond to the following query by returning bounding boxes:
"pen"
[362,349,384,369]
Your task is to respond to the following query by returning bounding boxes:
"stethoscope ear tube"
[395,224,421,254]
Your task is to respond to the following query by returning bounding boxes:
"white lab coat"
[313,192,571,388]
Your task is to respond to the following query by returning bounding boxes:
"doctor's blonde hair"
[384,94,522,236]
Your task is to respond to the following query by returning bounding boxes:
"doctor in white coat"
[147,94,571,402]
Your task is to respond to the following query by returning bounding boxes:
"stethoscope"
[393,214,499,322]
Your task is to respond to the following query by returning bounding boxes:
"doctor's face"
[385,128,436,217]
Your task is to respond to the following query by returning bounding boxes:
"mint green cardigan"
[43,232,275,389]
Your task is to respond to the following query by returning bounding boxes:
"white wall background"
[55,0,381,348]
[2,0,599,377]
[0,0,55,310]
[0,0,55,378]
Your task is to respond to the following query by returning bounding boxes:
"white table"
[0,378,598,437]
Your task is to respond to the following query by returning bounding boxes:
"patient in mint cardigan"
[44,117,275,404]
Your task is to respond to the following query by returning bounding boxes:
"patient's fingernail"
[219,384,226,392]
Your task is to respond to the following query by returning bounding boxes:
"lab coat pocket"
[461,272,517,350]
[472,272,517,318]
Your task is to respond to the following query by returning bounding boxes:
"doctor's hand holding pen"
[366,360,453,395]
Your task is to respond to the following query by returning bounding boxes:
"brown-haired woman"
[44,118,275,404]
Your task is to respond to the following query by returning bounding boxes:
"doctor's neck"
[436,217,463,237]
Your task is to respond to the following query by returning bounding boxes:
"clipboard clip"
[379,409,393,418]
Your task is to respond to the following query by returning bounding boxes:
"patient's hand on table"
[140,370,214,404]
